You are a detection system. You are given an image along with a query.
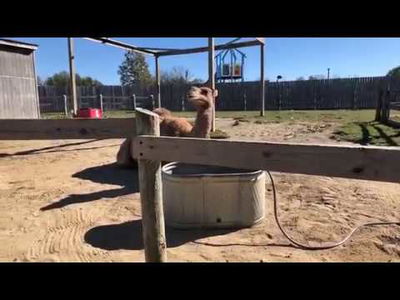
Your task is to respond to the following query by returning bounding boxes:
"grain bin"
[161,162,265,229]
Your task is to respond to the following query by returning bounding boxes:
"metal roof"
[0,38,38,51]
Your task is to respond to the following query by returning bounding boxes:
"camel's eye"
[200,88,209,96]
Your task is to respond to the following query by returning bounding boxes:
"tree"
[387,66,400,78]
[118,51,153,87]
[308,74,325,80]
[296,76,305,81]
[44,71,103,88]
[45,71,70,87]
[37,76,44,85]
[161,66,202,84]
[79,76,103,86]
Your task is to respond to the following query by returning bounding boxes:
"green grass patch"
[332,121,400,146]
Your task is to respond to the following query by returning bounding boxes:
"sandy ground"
[1,118,400,262]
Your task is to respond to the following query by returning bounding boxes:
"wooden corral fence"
[375,79,400,128]
[38,85,155,113]
[37,76,399,113]
[40,94,155,116]
[1,108,400,262]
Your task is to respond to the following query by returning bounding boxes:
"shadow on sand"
[0,139,109,158]
[41,162,139,211]
[84,219,295,250]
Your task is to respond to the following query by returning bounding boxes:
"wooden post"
[375,89,383,122]
[278,83,282,111]
[385,90,391,123]
[155,56,161,108]
[63,95,68,117]
[260,43,265,117]
[135,108,167,262]
[132,94,137,110]
[208,38,216,132]
[99,94,104,112]
[32,51,41,119]
[352,80,358,110]
[67,38,78,116]
[149,95,155,110]
[382,81,391,124]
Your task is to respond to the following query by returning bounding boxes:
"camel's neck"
[192,105,213,138]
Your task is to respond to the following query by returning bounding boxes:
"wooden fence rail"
[134,135,400,183]
[0,118,136,139]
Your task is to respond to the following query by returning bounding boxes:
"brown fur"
[152,108,172,121]
[152,86,216,138]
[187,86,216,138]
[153,107,193,136]
[116,85,217,167]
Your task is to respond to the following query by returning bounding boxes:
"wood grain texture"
[38,76,393,112]
[136,108,167,262]
[0,45,39,119]
[208,38,216,132]
[134,136,400,183]
[0,118,136,140]
[260,43,265,116]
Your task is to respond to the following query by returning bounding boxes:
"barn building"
[0,38,40,119]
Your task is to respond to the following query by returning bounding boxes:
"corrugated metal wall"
[0,45,39,119]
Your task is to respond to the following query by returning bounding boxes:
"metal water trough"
[161,162,265,229]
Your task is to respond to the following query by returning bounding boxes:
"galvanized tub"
[161,162,265,229]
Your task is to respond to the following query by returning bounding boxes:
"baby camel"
[116,86,217,167]
[152,86,217,138]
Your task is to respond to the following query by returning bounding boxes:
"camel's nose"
[187,87,199,97]
[189,86,199,92]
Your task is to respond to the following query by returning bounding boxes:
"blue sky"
[5,37,400,84]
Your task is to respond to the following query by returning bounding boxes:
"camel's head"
[187,86,218,109]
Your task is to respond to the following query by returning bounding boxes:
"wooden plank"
[208,38,216,132]
[155,56,161,108]
[375,89,383,121]
[0,118,136,140]
[134,136,400,183]
[68,38,78,115]
[256,37,265,44]
[32,51,40,119]
[63,95,68,116]
[0,48,39,119]
[84,38,155,55]
[260,43,265,116]
[157,40,263,57]
[0,39,38,51]
[135,108,167,262]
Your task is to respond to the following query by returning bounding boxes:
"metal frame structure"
[67,37,266,121]
[215,47,246,83]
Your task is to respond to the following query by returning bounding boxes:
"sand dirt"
[1,118,400,262]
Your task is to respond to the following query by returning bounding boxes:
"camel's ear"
[213,89,218,98]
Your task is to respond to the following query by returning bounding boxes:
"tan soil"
[1,119,399,262]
